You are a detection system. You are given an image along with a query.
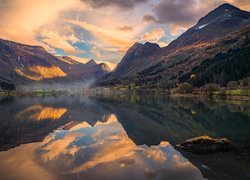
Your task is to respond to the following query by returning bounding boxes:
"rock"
[177,136,232,154]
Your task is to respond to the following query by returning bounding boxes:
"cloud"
[68,55,89,64]
[141,28,165,42]
[67,20,135,51]
[1,0,249,64]
[142,14,159,23]
[152,0,206,26]
[117,25,134,31]
[83,0,148,9]
[158,41,169,47]
[142,0,244,36]
[227,0,250,10]
[0,0,82,52]
[38,30,83,54]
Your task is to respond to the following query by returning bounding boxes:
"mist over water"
[17,79,96,92]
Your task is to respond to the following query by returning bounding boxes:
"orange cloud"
[141,28,165,42]
[39,30,82,54]
[67,20,135,51]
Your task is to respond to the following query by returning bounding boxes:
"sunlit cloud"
[0,0,249,64]
[67,20,135,51]
[38,30,83,54]
[140,28,165,42]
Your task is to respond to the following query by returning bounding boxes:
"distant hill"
[102,3,250,88]
[0,39,110,90]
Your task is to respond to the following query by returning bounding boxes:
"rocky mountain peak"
[85,59,97,66]
[99,63,111,73]
[197,3,243,25]
[135,42,160,57]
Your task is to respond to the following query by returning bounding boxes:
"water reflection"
[16,105,67,121]
[0,114,203,180]
[0,94,250,179]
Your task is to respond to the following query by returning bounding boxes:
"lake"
[0,94,250,180]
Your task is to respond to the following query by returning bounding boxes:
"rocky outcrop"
[177,136,232,154]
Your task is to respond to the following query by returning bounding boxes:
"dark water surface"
[0,94,250,180]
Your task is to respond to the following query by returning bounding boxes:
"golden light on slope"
[15,66,67,81]
[30,107,67,121]
[16,105,67,121]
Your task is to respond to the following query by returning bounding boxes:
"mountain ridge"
[100,3,250,88]
[0,39,111,89]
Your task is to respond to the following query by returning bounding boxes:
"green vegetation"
[176,83,193,94]
[226,89,250,96]
[205,83,220,95]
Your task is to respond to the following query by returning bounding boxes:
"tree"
[176,83,193,94]
[205,83,219,94]
[227,81,238,89]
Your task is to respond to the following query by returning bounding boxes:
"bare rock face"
[177,136,232,154]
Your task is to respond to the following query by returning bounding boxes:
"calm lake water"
[0,94,250,180]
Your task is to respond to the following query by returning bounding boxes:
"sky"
[0,0,249,68]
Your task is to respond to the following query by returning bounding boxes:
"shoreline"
[1,88,250,101]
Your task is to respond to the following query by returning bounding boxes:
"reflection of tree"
[95,94,250,146]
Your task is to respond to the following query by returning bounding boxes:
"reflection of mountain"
[0,96,111,150]
[0,114,204,180]
[15,105,67,121]
[0,95,250,179]
[1,95,250,151]
[97,95,250,146]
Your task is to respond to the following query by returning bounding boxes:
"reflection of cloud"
[70,122,91,130]
[72,137,135,173]
[41,132,84,161]
[0,112,204,180]
[94,114,118,126]
[143,148,167,164]
[0,143,55,180]
[16,105,67,121]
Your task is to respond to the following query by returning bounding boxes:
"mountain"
[0,39,67,84]
[102,3,250,87]
[164,3,250,51]
[0,39,111,90]
[85,59,97,67]
[106,42,160,79]
[57,56,80,65]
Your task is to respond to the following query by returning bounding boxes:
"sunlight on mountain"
[15,66,67,81]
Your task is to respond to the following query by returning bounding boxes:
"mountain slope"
[0,39,67,84]
[102,3,250,87]
[106,42,160,79]
[163,3,250,52]
[0,39,111,89]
